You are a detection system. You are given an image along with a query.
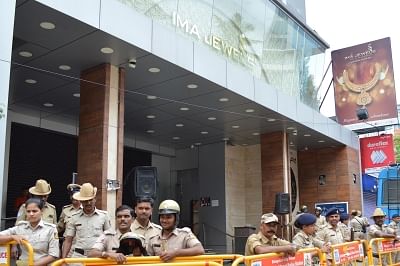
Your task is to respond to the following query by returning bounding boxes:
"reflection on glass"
[116,0,326,110]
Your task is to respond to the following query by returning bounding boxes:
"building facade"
[0,0,361,252]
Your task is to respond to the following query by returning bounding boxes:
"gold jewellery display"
[336,63,389,106]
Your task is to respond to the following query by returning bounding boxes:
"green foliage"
[394,134,400,163]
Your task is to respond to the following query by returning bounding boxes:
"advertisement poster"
[360,134,395,173]
[250,252,313,266]
[331,37,397,128]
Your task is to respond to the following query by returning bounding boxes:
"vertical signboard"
[360,134,395,173]
[332,37,397,128]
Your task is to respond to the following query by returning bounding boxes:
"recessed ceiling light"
[287,127,295,130]
[232,125,240,129]
[73,93,80,98]
[148,67,160,73]
[187,84,198,89]
[293,132,297,136]
[208,117,216,120]
[147,95,157,100]
[146,130,155,133]
[180,107,189,111]
[222,137,230,141]
[146,115,156,119]
[245,109,255,113]
[242,143,248,146]
[304,134,311,137]
[25,79,37,84]
[219,97,229,102]
[194,142,202,146]
[59,65,71,71]
[318,140,325,143]
[40,21,55,30]
[176,123,184,127]
[201,131,208,134]
[43,102,54,107]
[267,118,276,122]
[172,136,180,140]
[19,51,32,57]
[100,47,114,54]
[252,132,260,136]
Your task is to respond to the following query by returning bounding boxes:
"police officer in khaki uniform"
[0,198,59,265]
[315,207,327,231]
[368,208,398,265]
[57,184,82,234]
[350,209,369,240]
[131,197,161,246]
[147,199,204,261]
[245,213,296,256]
[16,179,57,225]
[62,183,111,259]
[316,208,345,261]
[389,214,400,263]
[338,213,351,241]
[89,205,145,263]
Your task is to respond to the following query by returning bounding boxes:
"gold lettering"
[204,34,211,46]
[189,24,200,40]
[212,36,221,51]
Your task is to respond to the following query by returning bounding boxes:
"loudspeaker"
[356,107,369,120]
[274,193,290,214]
[123,166,157,205]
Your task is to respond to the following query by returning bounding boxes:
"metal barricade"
[231,247,326,266]
[367,237,400,266]
[52,254,241,266]
[329,240,367,266]
[0,240,34,266]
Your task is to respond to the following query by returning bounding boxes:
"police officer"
[131,197,161,246]
[389,214,400,264]
[147,199,205,261]
[338,213,351,241]
[350,209,368,240]
[245,213,296,256]
[89,205,145,263]
[316,208,345,261]
[315,207,327,231]
[0,198,59,265]
[16,179,57,225]
[368,208,398,265]
[62,183,111,259]
[57,184,82,234]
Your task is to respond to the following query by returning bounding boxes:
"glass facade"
[118,0,326,109]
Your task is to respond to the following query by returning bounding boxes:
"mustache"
[267,230,276,234]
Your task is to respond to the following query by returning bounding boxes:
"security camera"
[128,58,136,69]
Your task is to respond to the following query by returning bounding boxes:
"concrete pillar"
[78,63,124,222]
[0,0,16,229]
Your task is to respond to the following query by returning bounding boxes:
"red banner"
[360,134,395,173]
[332,242,364,264]
[331,37,397,127]
[380,239,400,252]
[250,252,313,266]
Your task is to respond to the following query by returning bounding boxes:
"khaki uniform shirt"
[92,229,122,252]
[147,227,202,256]
[316,224,344,259]
[338,222,351,241]
[368,224,395,253]
[389,221,399,234]
[16,202,57,225]
[315,215,327,231]
[131,219,161,246]
[245,231,291,256]
[292,230,324,249]
[57,204,82,233]
[0,220,59,261]
[65,208,111,255]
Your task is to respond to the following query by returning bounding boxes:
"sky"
[305,0,399,118]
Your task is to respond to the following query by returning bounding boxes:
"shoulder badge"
[62,204,72,209]
[179,227,192,234]
[46,202,56,209]
[16,220,28,226]
[103,229,116,235]
[43,221,56,228]
[152,223,162,230]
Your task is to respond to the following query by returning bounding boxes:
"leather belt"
[353,230,363,232]
[74,248,88,256]
[373,254,380,258]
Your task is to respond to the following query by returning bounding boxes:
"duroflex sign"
[360,134,395,173]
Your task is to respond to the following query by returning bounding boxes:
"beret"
[294,213,317,228]
[340,213,349,221]
[392,214,400,219]
[325,207,340,217]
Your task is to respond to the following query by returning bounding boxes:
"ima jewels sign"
[360,134,395,173]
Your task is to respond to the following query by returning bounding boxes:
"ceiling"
[8,0,343,151]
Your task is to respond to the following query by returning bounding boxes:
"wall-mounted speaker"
[123,166,157,205]
[274,192,290,215]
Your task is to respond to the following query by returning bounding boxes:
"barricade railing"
[0,240,34,266]
[52,254,242,266]
[329,240,367,266]
[367,237,400,266]
[231,247,326,266]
